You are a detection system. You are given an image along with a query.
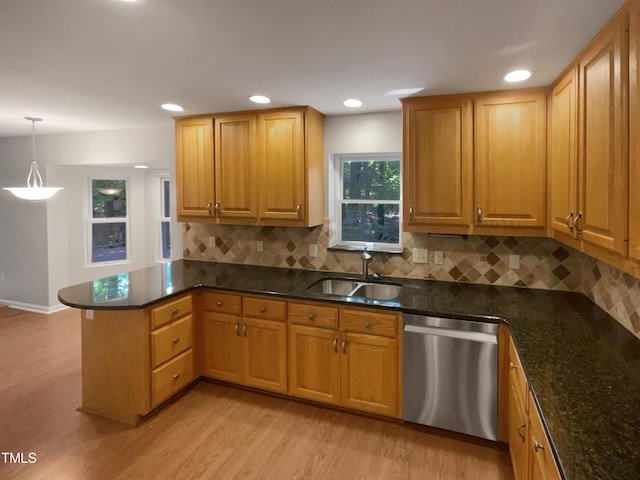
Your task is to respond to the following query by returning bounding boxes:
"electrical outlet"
[412,248,428,264]
[256,241,263,253]
[208,236,216,248]
[433,251,444,265]
[309,244,318,258]
[509,254,520,270]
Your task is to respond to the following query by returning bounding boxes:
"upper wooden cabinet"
[577,13,628,258]
[402,89,547,236]
[402,96,473,233]
[475,91,547,230]
[629,0,640,262]
[549,68,579,247]
[175,117,214,219]
[175,106,324,227]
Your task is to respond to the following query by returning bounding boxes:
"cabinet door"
[214,114,258,221]
[340,333,397,417]
[508,374,529,480]
[403,97,473,231]
[175,117,214,220]
[577,14,628,256]
[630,2,640,262]
[257,110,306,222]
[528,393,562,480]
[201,311,243,383]
[550,69,579,242]
[243,317,288,393]
[475,92,547,229]
[288,324,340,405]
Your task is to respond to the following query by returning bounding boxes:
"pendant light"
[3,117,63,201]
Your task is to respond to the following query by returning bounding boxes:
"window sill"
[327,245,403,255]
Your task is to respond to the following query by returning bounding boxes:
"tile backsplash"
[183,220,640,338]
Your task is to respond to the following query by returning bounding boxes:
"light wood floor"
[0,307,513,480]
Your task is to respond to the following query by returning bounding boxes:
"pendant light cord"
[25,117,43,189]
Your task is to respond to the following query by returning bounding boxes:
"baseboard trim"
[0,299,68,315]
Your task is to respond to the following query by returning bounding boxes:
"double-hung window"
[89,179,129,264]
[159,177,171,261]
[334,153,402,252]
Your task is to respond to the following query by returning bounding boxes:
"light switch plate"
[433,251,444,265]
[309,244,318,258]
[208,236,216,248]
[509,254,520,270]
[257,241,264,253]
[413,248,428,264]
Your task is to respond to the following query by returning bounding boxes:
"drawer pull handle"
[573,211,583,234]
[533,440,544,453]
[364,321,371,329]
[207,201,212,215]
[173,373,181,381]
[477,205,482,223]
[259,307,266,314]
[172,308,180,315]
[216,301,223,307]
[333,337,338,353]
[243,322,247,337]
[172,337,180,344]
[235,321,241,336]
[517,422,526,442]
[296,202,302,217]
[341,338,347,354]
[509,362,517,370]
[565,210,574,232]
[308,313,315,321]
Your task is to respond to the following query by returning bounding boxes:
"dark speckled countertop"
[58,259,640,480]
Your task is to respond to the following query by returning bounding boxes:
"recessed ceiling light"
[385,88,424,96]
[249,95,271,104]
[343,99,363,108]
[134,165,148,169]
[504,70,532,82]
[161,103,184,112]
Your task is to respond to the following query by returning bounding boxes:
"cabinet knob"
[207,201,212,215]
[259,306,266,314]
[173,373,181,381]
[172,337,180,344]
[477,206,482,223]
[364,321,371,329]
[308,313,315,321]
[216,301,223,307]
[533,440,544,453]
[172,308,180,315]
[243,322,247,336]
[408,205,414,221]
[214,201,221,216]
[509,362,517,370]
[296,202,302,217]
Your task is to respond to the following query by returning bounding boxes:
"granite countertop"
[58,259,640,480]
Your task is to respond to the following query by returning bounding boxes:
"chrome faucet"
[362,247,372,279]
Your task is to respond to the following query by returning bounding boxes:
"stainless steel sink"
[351,283,402,300]
[306,277,402,300]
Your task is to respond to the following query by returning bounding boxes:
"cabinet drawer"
[288,302,338,329]
[509,337,528,404]
[151,295,192,329]
[200,291,242,315]
[243,296,286,321]
[151,315,193,369]
[340,309,397,337]
[152,349,194,407]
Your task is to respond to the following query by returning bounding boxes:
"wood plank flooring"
[0,307,513,480]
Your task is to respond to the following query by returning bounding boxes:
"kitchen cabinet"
[287,302,400,418]
[174,106,324,227]
[213,114,258,221]
[201,292,288,394]
[508,336,529,480]
[475,91,547,231]
[576,13,628,258]
[549,67,579,247]
[528,392,562,480]
[175,117,214,221]
[402,89,547,236]
[80,294,195,425]
[630,0,640,262]
[402,96,474,233]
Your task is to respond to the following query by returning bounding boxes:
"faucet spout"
[362,247,372,279]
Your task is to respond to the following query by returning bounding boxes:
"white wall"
[0,126,182,311]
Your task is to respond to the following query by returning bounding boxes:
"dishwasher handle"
[404,323,497,344]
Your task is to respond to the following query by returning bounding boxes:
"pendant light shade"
[3,117,63,201]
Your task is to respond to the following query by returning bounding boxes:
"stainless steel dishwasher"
[403,314,498,441]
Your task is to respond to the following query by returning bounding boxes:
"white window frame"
[333,152,402,253]
[87,177,131,267]
[158,176,171,262]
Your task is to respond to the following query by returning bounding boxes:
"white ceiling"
[0,0,627,138]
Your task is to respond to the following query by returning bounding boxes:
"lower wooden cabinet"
[201,294,288,394]
[508,336,562,480]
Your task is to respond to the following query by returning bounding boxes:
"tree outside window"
[90,179,128,264]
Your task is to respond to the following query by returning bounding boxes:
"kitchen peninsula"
[58,259,640,480]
